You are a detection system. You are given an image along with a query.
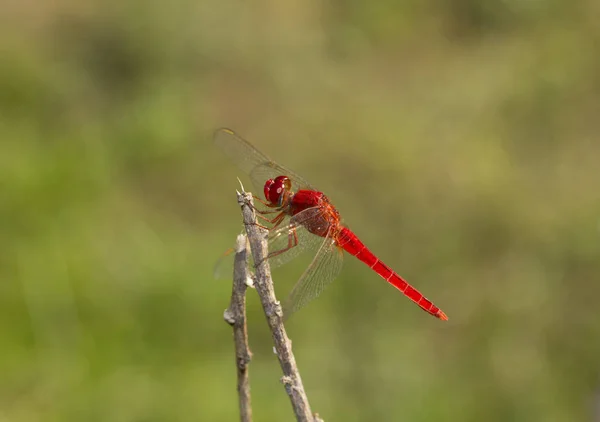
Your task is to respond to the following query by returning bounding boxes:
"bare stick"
[224,234,253,422]
[236,191,323,422]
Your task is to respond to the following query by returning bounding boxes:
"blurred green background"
[2,0,600,421]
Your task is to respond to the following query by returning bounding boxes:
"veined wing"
[283,226,344,319]
[265,207,330,269]
[213,128,315,195]
[259,206,345,319]
[214,207,344,320]
[214,207,329,279]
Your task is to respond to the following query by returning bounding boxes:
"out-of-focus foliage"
[1,0,600,421]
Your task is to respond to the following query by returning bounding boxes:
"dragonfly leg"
[245,197,285,230]
[254,225,300,266]
[247,211,286,231]
[268,212,287,230]
[253,195,279,208]
[266,226,300,260]
[256,209,282,215]
[254,211,287,231]
[256,211,282,221]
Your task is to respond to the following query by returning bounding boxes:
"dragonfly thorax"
[264,175,293,207]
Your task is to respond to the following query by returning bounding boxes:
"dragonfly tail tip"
[437,311,449,321]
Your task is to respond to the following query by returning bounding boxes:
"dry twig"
[236,190,323,422]
[224,234,253,422]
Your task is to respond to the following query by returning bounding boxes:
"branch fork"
[224,190,323,422]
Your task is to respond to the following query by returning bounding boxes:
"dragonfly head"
[264,175,292,207]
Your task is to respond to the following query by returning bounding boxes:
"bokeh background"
[2,0,600,421]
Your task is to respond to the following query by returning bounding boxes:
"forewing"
[213,128,315,194]
[213,246,236,280]
[283,228,344,319]
[266,207,328,269]
[213,227,248,280]
[214,207,328,279]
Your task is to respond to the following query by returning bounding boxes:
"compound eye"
[263,176,290,206]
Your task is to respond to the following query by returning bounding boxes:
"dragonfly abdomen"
[337,227,448,320]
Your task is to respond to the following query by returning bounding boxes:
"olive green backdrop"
[2,1,600,421]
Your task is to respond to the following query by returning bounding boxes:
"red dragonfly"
[214,128,448,321]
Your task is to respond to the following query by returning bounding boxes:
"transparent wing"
[213,128,315,195]
[213,225,247,280]
[265,207,330,269]
[283,228,344,319]
[214,207,329,279]
[213,246,236,280]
